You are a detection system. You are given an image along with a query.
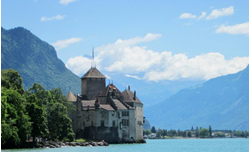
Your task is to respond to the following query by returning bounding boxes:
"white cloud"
[179,13,197,19]
[206,6,234,20]
[143,53,248,81]
[198,12,206,20]
[60,0,77,5]
[66,34,249,82]
[52,37,82,50]
[125,74,141,80]
[66,56,92,75]
[41,15,65,21]
[216,22,249,35]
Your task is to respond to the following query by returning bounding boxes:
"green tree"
[209,125,212,137]
[1,69,24,94]
[144,130,151,135]
[27,83,50,105]
[177,129,180,136]
[214,132,225,137]
[151,126,156,133]
[234,131,244,137]
[182,131,186,137]
[1,87,31,146]
[48,103,75,141]
[26,94,49,141]
[199,128,209,138]
[244,130,249,138]
[162,130,168,136]
[195,126,199,137]
[49,88,76,113]
[187,131,192,137]
[156,128,162,138]
[172,130,177,136]
[191,126,194,131]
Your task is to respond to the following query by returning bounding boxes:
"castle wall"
[81,78,106,100]
[134,103,143,139]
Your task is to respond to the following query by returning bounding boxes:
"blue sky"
[2,0,249,82]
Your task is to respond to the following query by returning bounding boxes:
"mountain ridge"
[145,65,249,131]
[1,27,81,94]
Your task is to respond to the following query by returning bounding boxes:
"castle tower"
[81,67,106,100]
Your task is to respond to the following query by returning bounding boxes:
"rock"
[97,142,104,146]
[104,142,109,146]
[50,145,56,148]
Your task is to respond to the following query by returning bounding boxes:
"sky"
[1,0,249,82]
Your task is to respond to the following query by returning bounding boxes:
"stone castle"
[67,67,144,143]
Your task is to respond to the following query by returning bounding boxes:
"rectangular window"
[91,121,93,126]
[122,119,129,126]
[113,120,115,127]
[83,121,85,126]
[122,111,129,116]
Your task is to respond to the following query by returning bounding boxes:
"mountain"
[103,71,204,108]
[145,65,249,131]
[1,27,81,94]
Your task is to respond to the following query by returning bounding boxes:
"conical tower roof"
[81,67,106,78]
[66,91,77,102]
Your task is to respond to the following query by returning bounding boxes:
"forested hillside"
[1,27,80,94]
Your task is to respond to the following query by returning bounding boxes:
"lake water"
[3,138,249,152]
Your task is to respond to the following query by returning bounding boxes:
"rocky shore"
[43,140,109,148]
[2,139,146,149]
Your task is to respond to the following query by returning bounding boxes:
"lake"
[2,138,249,152]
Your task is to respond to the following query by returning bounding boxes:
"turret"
[81,67,106,100]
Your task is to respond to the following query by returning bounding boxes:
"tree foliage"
[48,103,75,141]
[199,128,209,138]
[1,87,31,146]
[1,69,24,94]
[209,125,212,137]
[1,69,75,147]
[26,94,49,139]
[151,126,156,133]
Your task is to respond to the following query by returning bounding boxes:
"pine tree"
[209,125,212,137]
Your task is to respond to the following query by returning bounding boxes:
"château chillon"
[66,66,145,143]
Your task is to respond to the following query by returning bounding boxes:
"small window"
[122,119,129,126]
[101,120,104,127]
[83,121,85,126]
[91,121,93,126]
[113,120,115,127]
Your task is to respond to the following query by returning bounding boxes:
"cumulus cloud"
[41,15,65,21]
[52,37,82,50]
[179,13,197,19]
[60,0,77,5]
[216,22,249,35]
[206,6,234,20]
[143,53,248,81]
[66,34,249,82]
[198,12,206,20]
[66,56,93,75]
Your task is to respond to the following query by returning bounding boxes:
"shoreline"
[145,137,249,140]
